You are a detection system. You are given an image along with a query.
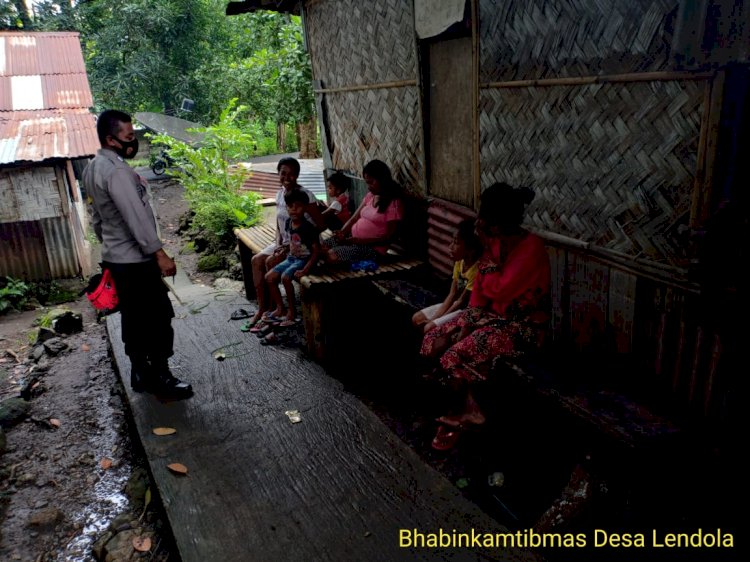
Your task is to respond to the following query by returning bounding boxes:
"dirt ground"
[0,177,205,562]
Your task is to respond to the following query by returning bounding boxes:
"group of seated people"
[246,157,404,331]
[247,156,551,452]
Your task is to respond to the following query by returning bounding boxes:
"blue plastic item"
[350,260,379,272]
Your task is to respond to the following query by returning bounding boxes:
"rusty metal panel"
[426,198,476,276]
[0,220,50,280]
[0,109,98,164]
[568,252,610,352]
[42,74,94,109]
[546,246,568,345]
[0,32,86,78]
[40,216,80,278]
[608,268,637,353]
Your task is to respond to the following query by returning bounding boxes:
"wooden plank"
[608,269,637,354]
[108,296,535,562]
[567,252,609,352]
[690,71,725,227]
[546,246,567,345]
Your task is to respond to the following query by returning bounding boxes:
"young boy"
[265,189,321,326]
[319,171,351,230]
[412,218,481,334]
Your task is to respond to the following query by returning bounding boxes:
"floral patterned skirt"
[420,307,542,383]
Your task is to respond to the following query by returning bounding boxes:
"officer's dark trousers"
[103,260,174,366]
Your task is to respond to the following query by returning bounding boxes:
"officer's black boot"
[151,358,193,399]
[130,358,150,393]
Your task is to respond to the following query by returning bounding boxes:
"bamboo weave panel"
[479,0,678,82]
[318,87,425,193]
[305,0,417,89]
[479,79,704,267]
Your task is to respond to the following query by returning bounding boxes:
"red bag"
[86,269,119,314]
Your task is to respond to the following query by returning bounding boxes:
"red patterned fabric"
[421,231,550,382]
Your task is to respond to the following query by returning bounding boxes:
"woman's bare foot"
[436,412,486,428]
[266,307,285,319]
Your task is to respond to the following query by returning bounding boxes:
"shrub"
[0,277,30,314]
[150,100,262,246]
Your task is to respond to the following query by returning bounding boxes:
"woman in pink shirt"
[324,160,404,264]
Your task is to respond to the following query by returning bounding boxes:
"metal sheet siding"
[0,31,97,164]
[0,109,98,164]
[0,32,86,77]
[40,216,79,278]
[0,220,51,280]
[426,198,477,277]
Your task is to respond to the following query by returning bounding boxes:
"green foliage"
[150,101,262,240]
[127,158,150,169]
[0,277,30,314]
[197,254,224,272]
[28,281,79,306]
[34,307,71,329]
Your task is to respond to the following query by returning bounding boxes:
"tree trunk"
[297,117,320,159]
[12,0,32,28]
[276,122,287,153]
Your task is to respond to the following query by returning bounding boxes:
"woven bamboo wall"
[477,0,707,269]
[479,80,704,267]
[479,0,679,81]
[305,0,424,192]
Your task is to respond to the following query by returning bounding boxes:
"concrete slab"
[106,289,541,562]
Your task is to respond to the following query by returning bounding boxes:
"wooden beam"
[313,79,417,94]
[471,0,480,211]
[481,71,714,89]
[690,70,725,227]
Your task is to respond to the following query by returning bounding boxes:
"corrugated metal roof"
[0,32,87,77]
[0,109,99,164]
[0,32,97,164]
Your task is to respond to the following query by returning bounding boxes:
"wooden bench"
[235,221,425,362]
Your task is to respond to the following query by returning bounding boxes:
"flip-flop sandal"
[263,312,284,322]
[255,324,275,338]
[240,316,263,331]
[230,308,251,320]
[431,424,463,451]
[249,320,269,333]
[260,333,281,346]
[279,319,299,327]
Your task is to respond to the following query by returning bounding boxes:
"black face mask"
[111,136,139,159]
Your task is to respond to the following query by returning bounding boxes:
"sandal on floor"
[279,318,299,327]
[255,324,275,338]
[240,317,261,332]
[248,320,268,333]
[260,333,281,346]
[230,308,252,320]
[431,424,463,451]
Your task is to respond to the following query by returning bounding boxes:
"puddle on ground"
[59,398,132,561]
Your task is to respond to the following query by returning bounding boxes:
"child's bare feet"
[436,412,486,428]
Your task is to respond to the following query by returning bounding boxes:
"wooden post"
[690,70,725,227]
[471,0,480,210]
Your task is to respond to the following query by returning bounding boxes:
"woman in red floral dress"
[421,182,551,450]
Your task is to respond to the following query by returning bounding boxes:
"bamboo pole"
[471,0,480,211]
[689,70,725,227]
[313,79,417,94]
[480,70,714,89]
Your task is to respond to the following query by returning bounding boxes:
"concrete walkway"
[106,280,542,562]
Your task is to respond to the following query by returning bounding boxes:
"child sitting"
[265,189,321,327]
[412,218,481,334]
[319,171,351,230]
